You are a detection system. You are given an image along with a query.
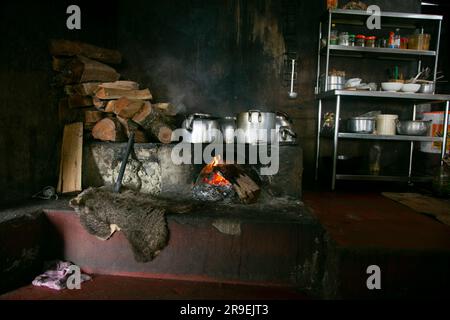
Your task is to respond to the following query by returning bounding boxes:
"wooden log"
[49,39,122,64]
[59,55,120,85]
[113,97,144,119]
[68,94,93,108]
[99,81,139,90]
[95,87,152,100]
[132,102,173,143]
[84,110,104,124]
[57,123,83,194]
[52,56,72,72]
[214,165,261,204]
[92,118,126,142]
[117,116,148,143]
[153,102,177,116]
[104,100,116,113]
[65,82,101,96]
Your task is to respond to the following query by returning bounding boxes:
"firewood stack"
[50,39,175,143]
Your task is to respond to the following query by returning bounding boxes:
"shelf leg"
[441,101,449,164]
[332,95,341,190]
[315,99,322,181]
[408,104,417,184]
[433,20,442,93]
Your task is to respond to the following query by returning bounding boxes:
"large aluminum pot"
[347,117,376,134]
[396,120,431,136]
[220,116,236,144]
[181,113,220,143]
[236,110,276,144]
[275,112,297,143]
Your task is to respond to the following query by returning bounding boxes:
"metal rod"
[315,99,322,180]
[324,11,332,91]
[315,21,322,94]
[332,95,341,190]
[441,101,449,162]
[433,20,442,93]
[114,131,135,193]
[408,104,417,182]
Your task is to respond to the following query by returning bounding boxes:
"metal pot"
[181,113,220,143]
[275,112,297,143]
[320,75,345,92]
[396,120,431,136]
[419,83,435,94]
[220,116,236,144]
[347,117,376,134]
[236,110,276,144]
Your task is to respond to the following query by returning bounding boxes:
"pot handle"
[280,126,297,140]
[248,110,262,123]
[185,113,211,131]
[276,111,293,123]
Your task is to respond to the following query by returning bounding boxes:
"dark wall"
[0,0,118,206]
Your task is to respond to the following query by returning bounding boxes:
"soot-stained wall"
[0,0,118,206]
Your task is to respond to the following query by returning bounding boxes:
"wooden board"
[95,87,152,100]
[57,123,83,194]
[382,192,450,226]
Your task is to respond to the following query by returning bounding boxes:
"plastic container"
[365,36,376,48]
[408,33,431,50]
[330,25,338,45]
[338,32,349,46]
[376,114,398,135]
[349,34,355,46]
[420,111,450,154]
[355,35,365,47]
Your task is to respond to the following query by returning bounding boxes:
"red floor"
[0,275,306,300]
[303,192,450,250]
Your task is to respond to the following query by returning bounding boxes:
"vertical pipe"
[316,22,322,94]
[433,20,442,93]
[408,104,417,182]
[332,95,341,190]
[324,12,332,91]
[441,101,449,163]
[315,99,322,180]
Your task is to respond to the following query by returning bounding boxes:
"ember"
[201,156,231,186]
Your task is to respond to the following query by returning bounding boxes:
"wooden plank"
[95,87,152,100]
[57,123,83,194]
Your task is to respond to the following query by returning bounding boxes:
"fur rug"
[69,187,192,262]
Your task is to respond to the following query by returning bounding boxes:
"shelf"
[336,174,432,182]
[322,9,443,27]
[323,45,436,58]
[338,132,442,142]
[316,90,450,102]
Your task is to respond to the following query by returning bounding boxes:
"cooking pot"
[181,113,221,143]
[396,120,431,136]
[276,112,297,143]
[236,110,276,144]
[220,116,236,144]
[347,117,375,134]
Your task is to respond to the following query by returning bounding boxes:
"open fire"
[201,156,231,187]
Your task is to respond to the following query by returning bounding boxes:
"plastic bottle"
[394,28,401,48]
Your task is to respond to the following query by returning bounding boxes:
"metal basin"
[347,117,376,134]
[396,120,431,136]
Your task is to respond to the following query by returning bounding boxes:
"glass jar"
[330,27,338,45]
[349,34,355,46]
[355,35,366,47]
[377,38,387,48]
[365,36,376,48]
[338,32,349,46]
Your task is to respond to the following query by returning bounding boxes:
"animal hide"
[69,187,192,262]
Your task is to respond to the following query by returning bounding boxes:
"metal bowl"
[419,83,435,94]
[396,120,431,136]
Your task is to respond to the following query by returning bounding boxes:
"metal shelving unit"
[315,9,450,190]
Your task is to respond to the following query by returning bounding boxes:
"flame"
[201,156,231,186]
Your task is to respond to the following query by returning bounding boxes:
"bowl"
[396,120,431,136]
[401,83,421,93]
[419,83,435,94]
[381,82,404,92]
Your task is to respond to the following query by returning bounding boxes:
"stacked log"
[51,39,175,144]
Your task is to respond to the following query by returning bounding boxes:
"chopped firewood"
[92,118,126,142]
[57,55,120,85]
[105,100,116,113]
[68,94,93,108]
[113,97,145,119]
[131,102,174,143]
[84,110,104,124]
[214,164,261,204]
[98,81,139,91]
[65,82,101,96]
[95,87,152,100]
[93,96,107,111]
[117,116,148,143]
[52,56,71,72]
[50,39,122,64]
